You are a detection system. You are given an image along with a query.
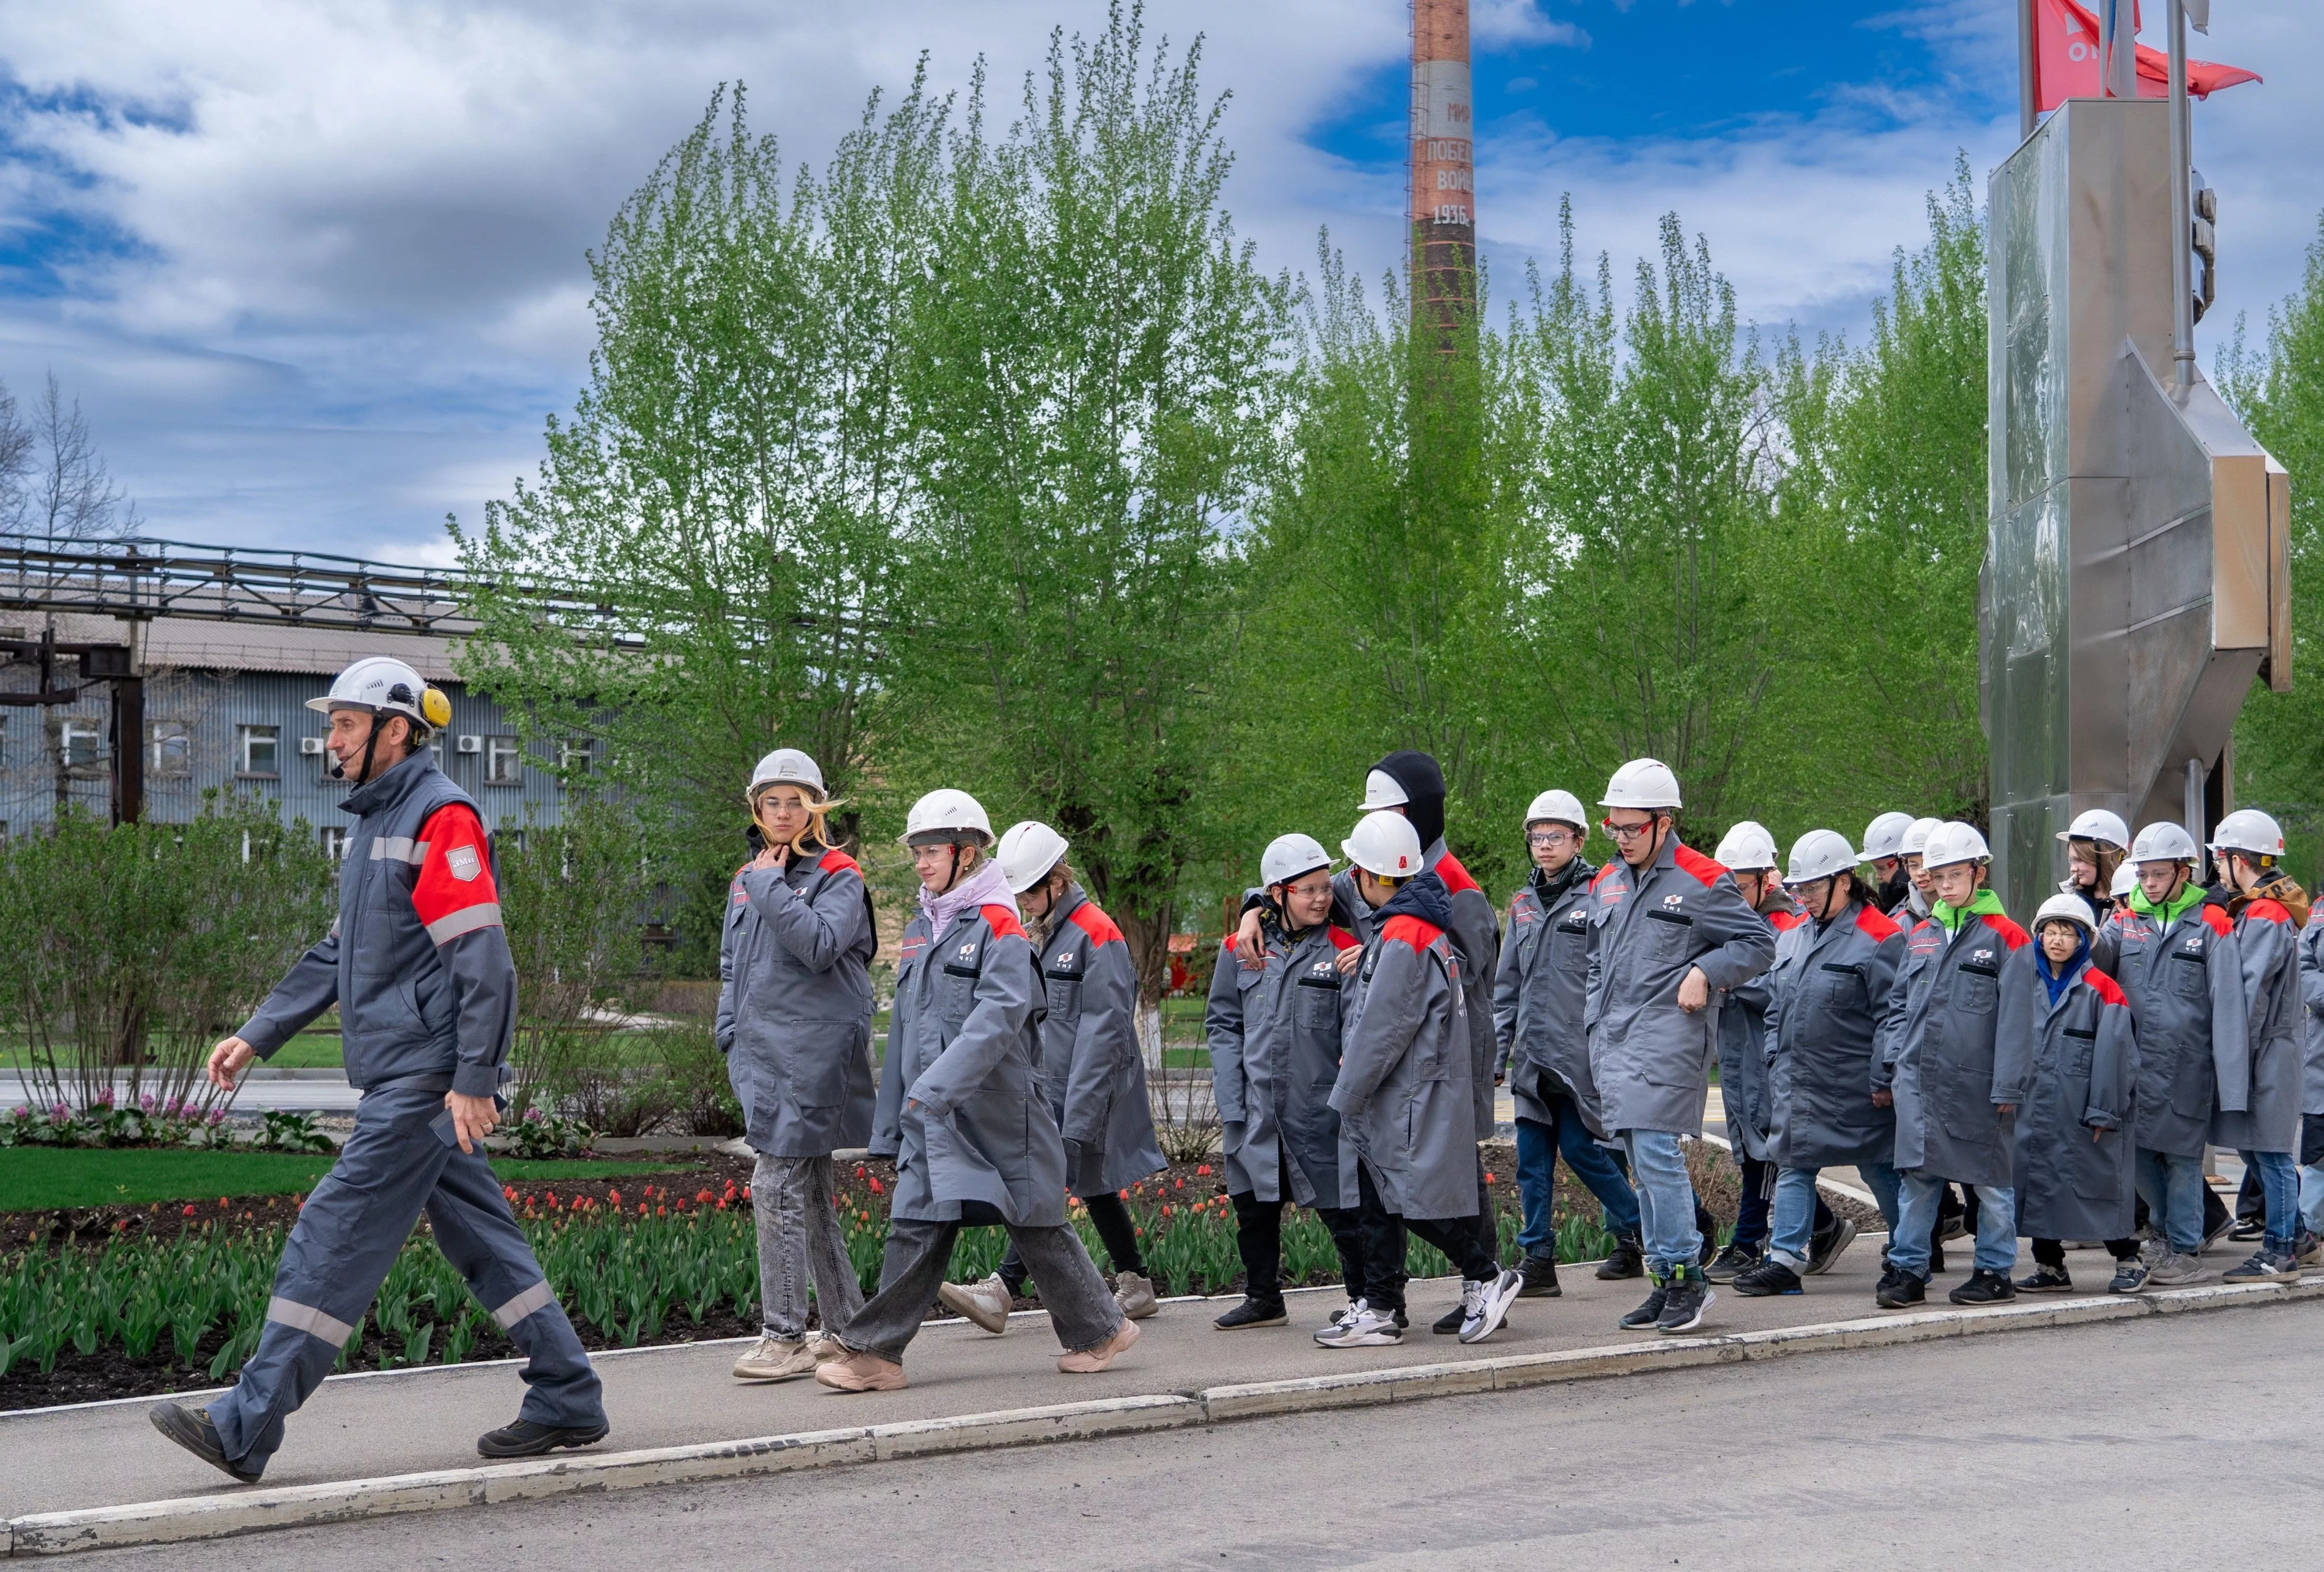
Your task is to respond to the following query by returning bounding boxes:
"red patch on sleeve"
[1066,902,1124,947]
[1769,910,1805,933]
[1220,935,1237,956]
[1672,844,1724,887]
[2244,899,2293,926]
[1380,913,1446,951]
[1980,913,2030,950]
[2083,967,2130,1008]
[816,848,861,878]
[1328,925,1360,952]
[412,804,500,932]
[1431,849,1481,896]
[1589,865,1616,892]
[1853,904,1903,942]
[2201,906,2234,937]
[979,904,1028,941]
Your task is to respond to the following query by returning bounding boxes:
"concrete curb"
[12,1276,2320,1556]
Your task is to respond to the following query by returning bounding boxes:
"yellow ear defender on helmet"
[421,687,452,729]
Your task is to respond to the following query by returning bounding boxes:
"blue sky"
[0,1,2314,562]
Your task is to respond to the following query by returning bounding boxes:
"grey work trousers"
[751,1151,865,1341]
[838,1211,1122,1364]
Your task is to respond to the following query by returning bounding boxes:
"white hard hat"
[305,655,448,732]
[2056,809,2130,848]
[996,821,1071,893]
[1862,812,1916,861]
[1900,816,1944,857]
[1712,820,1779,872]
[2130,821,2201,864]
[747,748,825,800]
[1359,769,1411,811]
[2111,862,2137,898]
[1786,829,1862,886]
[2033,893,2099,934]
[1601,758,1681,810]
[1524,789,1589,831]
[901,788,994,846]
[1343,810,1425,879]
[1920,821,1991,871]
[2210,808,2285,858]
[1260,833,1335,887]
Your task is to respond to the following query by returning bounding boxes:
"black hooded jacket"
[1372,750,1447,851]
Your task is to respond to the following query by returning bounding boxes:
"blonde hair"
[749,782,848,858]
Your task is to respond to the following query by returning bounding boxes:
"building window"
[148,720,191,778]
[237,724,280,778]
[484,734,521,787]
[559,737,595,775]
[320,826,349,861]
[57,717,103,771]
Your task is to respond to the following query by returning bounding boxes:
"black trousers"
[1361,1163,1498,1291]
[2032,1237,2140,1267]
[999,1191,1143,1293]
[1228,1185,1370,1303]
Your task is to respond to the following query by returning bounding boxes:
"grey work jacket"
[1763,900,1906,1171]
[2010,960,2137,1243]
[238,752,515,1098]
[1714,906,1800,1161]
[2092,900,2250,1158]
[1034,886,1165,1197]
[715,848,878,1158]
[2212,893,2305,1154]
[1205,920,1358,1206]
[1333,841,1500,1139]
[1329,912,1477,1220]
[1494,862,1607,1134]
[2302,912,2324,1117]
[1881,908,2033,1189]
[1585,838,1778,1137]
[871,903,1067,1226]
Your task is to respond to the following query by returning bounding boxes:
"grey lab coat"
[1714,907,1800,1161]
[1585,838,1779,1137]
[2010,958,2137,1241]
[1882,907,2033,1189]
[1762,901,1907,1171]
[1033,886,1166,1196]
[871,903,1067,1226]
[2092,900,2250,1159]
[1330,911,1477,1220]
[1493,862,1607,1134]
[1205,919,1359,1206]
[2302,911,2324,1118]
[716,848,878,1158]
[2212,893,2305,1154]
[1333,841,1500,1139]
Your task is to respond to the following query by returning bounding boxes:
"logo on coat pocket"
[447,846,483,882]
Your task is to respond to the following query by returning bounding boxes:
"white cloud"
[1472,2,1589,50]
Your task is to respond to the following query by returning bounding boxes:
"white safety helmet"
[2210,808,2286,860]
[1600,757,1682,810]
[2110,862,2137,899]
[1920,821,1991,872]
[1900,816,1944,858]
[305,655,449,734]
[996,821,1070,893]
[2033,893,2099,934]
[2055,808,2130,849]
[1712,820,1779,872]
[1786,829,1862,886]
[1343,810,1425,879]
[1260,833,1335,888]
[1862,812,1916,862]
[2130,821,2201,865]
[1359,768,1411,811]
[1524,789,1589,831]
[900,788,994,846]
[746,747,825,801]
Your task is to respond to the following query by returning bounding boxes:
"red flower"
[657,1205,667,1216]
[218,1197,229,1209]
[696,1188,713,1204]
[638,1202,648,1216]
[742,1186,751,1199]
[868,1176,884,1195]
[1484,1171,1497,1184]
[607,1189,621,1206]
[1196,1164,1211,1177]
[181,1205,195,1216]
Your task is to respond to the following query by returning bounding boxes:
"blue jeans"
[1889,1171,2015,1276]
[1768,1161,1899,1273]
[2240,1148,2299,1254]
[2301,1165,2324,1236]
[1620,1130,1700,1279]
[2135,1147,2207,1254]
[1514,1089,1642,1260]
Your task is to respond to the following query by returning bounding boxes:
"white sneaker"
[1317,1297,1362,1336]
[1113,1271,1160,1320]
[1458,1268,1524,1344]
[937,1273,1013,1334]
[1314,1299,1404,1348]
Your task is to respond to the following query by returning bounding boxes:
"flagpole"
[2018,0,2037,139]
[2168,0,2195,391]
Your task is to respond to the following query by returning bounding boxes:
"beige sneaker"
[731,1336,812,1382]
[807,1333,846,1363]
[2147,1250,2213,1286]
[1056,1316,1140,1374]
[1112,1271,1160,1320]
[814,1349,907,1392]
[937,1273,1012,1334]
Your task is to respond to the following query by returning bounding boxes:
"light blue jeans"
[2135,1147,2207,1254]
[1620,1130,1700,1279]
[1768,1161,1901,1274]
[2300,1164,2324,1235]
[2239,1148,2299,1254]
[1889,1171,2015,1276]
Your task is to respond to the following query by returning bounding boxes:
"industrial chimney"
[1411,0,1476,348]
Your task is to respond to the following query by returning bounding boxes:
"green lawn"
[0,1149,693,1213]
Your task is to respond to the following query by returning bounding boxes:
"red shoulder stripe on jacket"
[1980,913,2030,949]
[2201,905,2233,936]
[1854,903,1902,941]
[1066,902,1124,946]
[979,904,1027,941]
[1328,924,1360,952]
[411,803,501,938]
[2244,898,2293,925]
[2083,966,2130,1007]
[1673,844,1724,887]
[816,848,861,877]
[1380,913,1446,951]
[1589,865,1615,891]
[1221,934,1238,956]
[1769,910,1805,933]
[1431,848,1481,896]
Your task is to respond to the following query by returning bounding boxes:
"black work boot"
[1875,1265,1927,1309]
[477,1418,611,1459]
[149,1402,263,1484]
[1597,1233,1646,1281]
[1213,1295,1288,1330]
[1518,1254,1563,1298]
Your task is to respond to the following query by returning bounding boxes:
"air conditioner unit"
[456,735,483,755]
[299,737,326,756]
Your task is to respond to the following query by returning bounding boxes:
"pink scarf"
[918,855,1018,938]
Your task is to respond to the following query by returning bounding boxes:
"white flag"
[2186,0,2209,34]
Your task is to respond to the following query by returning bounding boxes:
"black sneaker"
[1703,1240,1762,1284]
[2299,1231,2323,1267]
[1806,1216,1858,1276]
[1875,1265,1926,1309]
[2109,1257,2150,1294]
[1432,1301,1466,1335]
[1655,1270,1714,1334]
[2013,1264,2075,1294]
[1948,1268,2017,1305]
[1597,1234,1646,1281]
[2222,1248,2298,1284]
[1937,1187,1966,1241]
[2229,1218,2266,1243]
[1732,1257,1803,1297]
[1928,1241,1947,1275]
[1618,1281,1670,1329]
[1213,1295,1288,1329]
[1518,1254,1562,1299]
[1694,1206,1721,1267]
[477,1418,611,1459]
[149,1402,263,1484]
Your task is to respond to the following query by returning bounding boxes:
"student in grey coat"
[818,790,1134,1393]
[718,748,878,1385]
[2297,906,2324,1243]
[2092,820,2249,1285]
[1320,811,1521,1350]
[1586,758,1776,1336]
[1875,822,2030,1309]
[2209,810,2312,1281]
[2009,895,2143,1296]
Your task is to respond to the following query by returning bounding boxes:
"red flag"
[2033,0,2260,112]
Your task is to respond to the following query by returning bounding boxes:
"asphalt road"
[94,1297,2324,1570]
